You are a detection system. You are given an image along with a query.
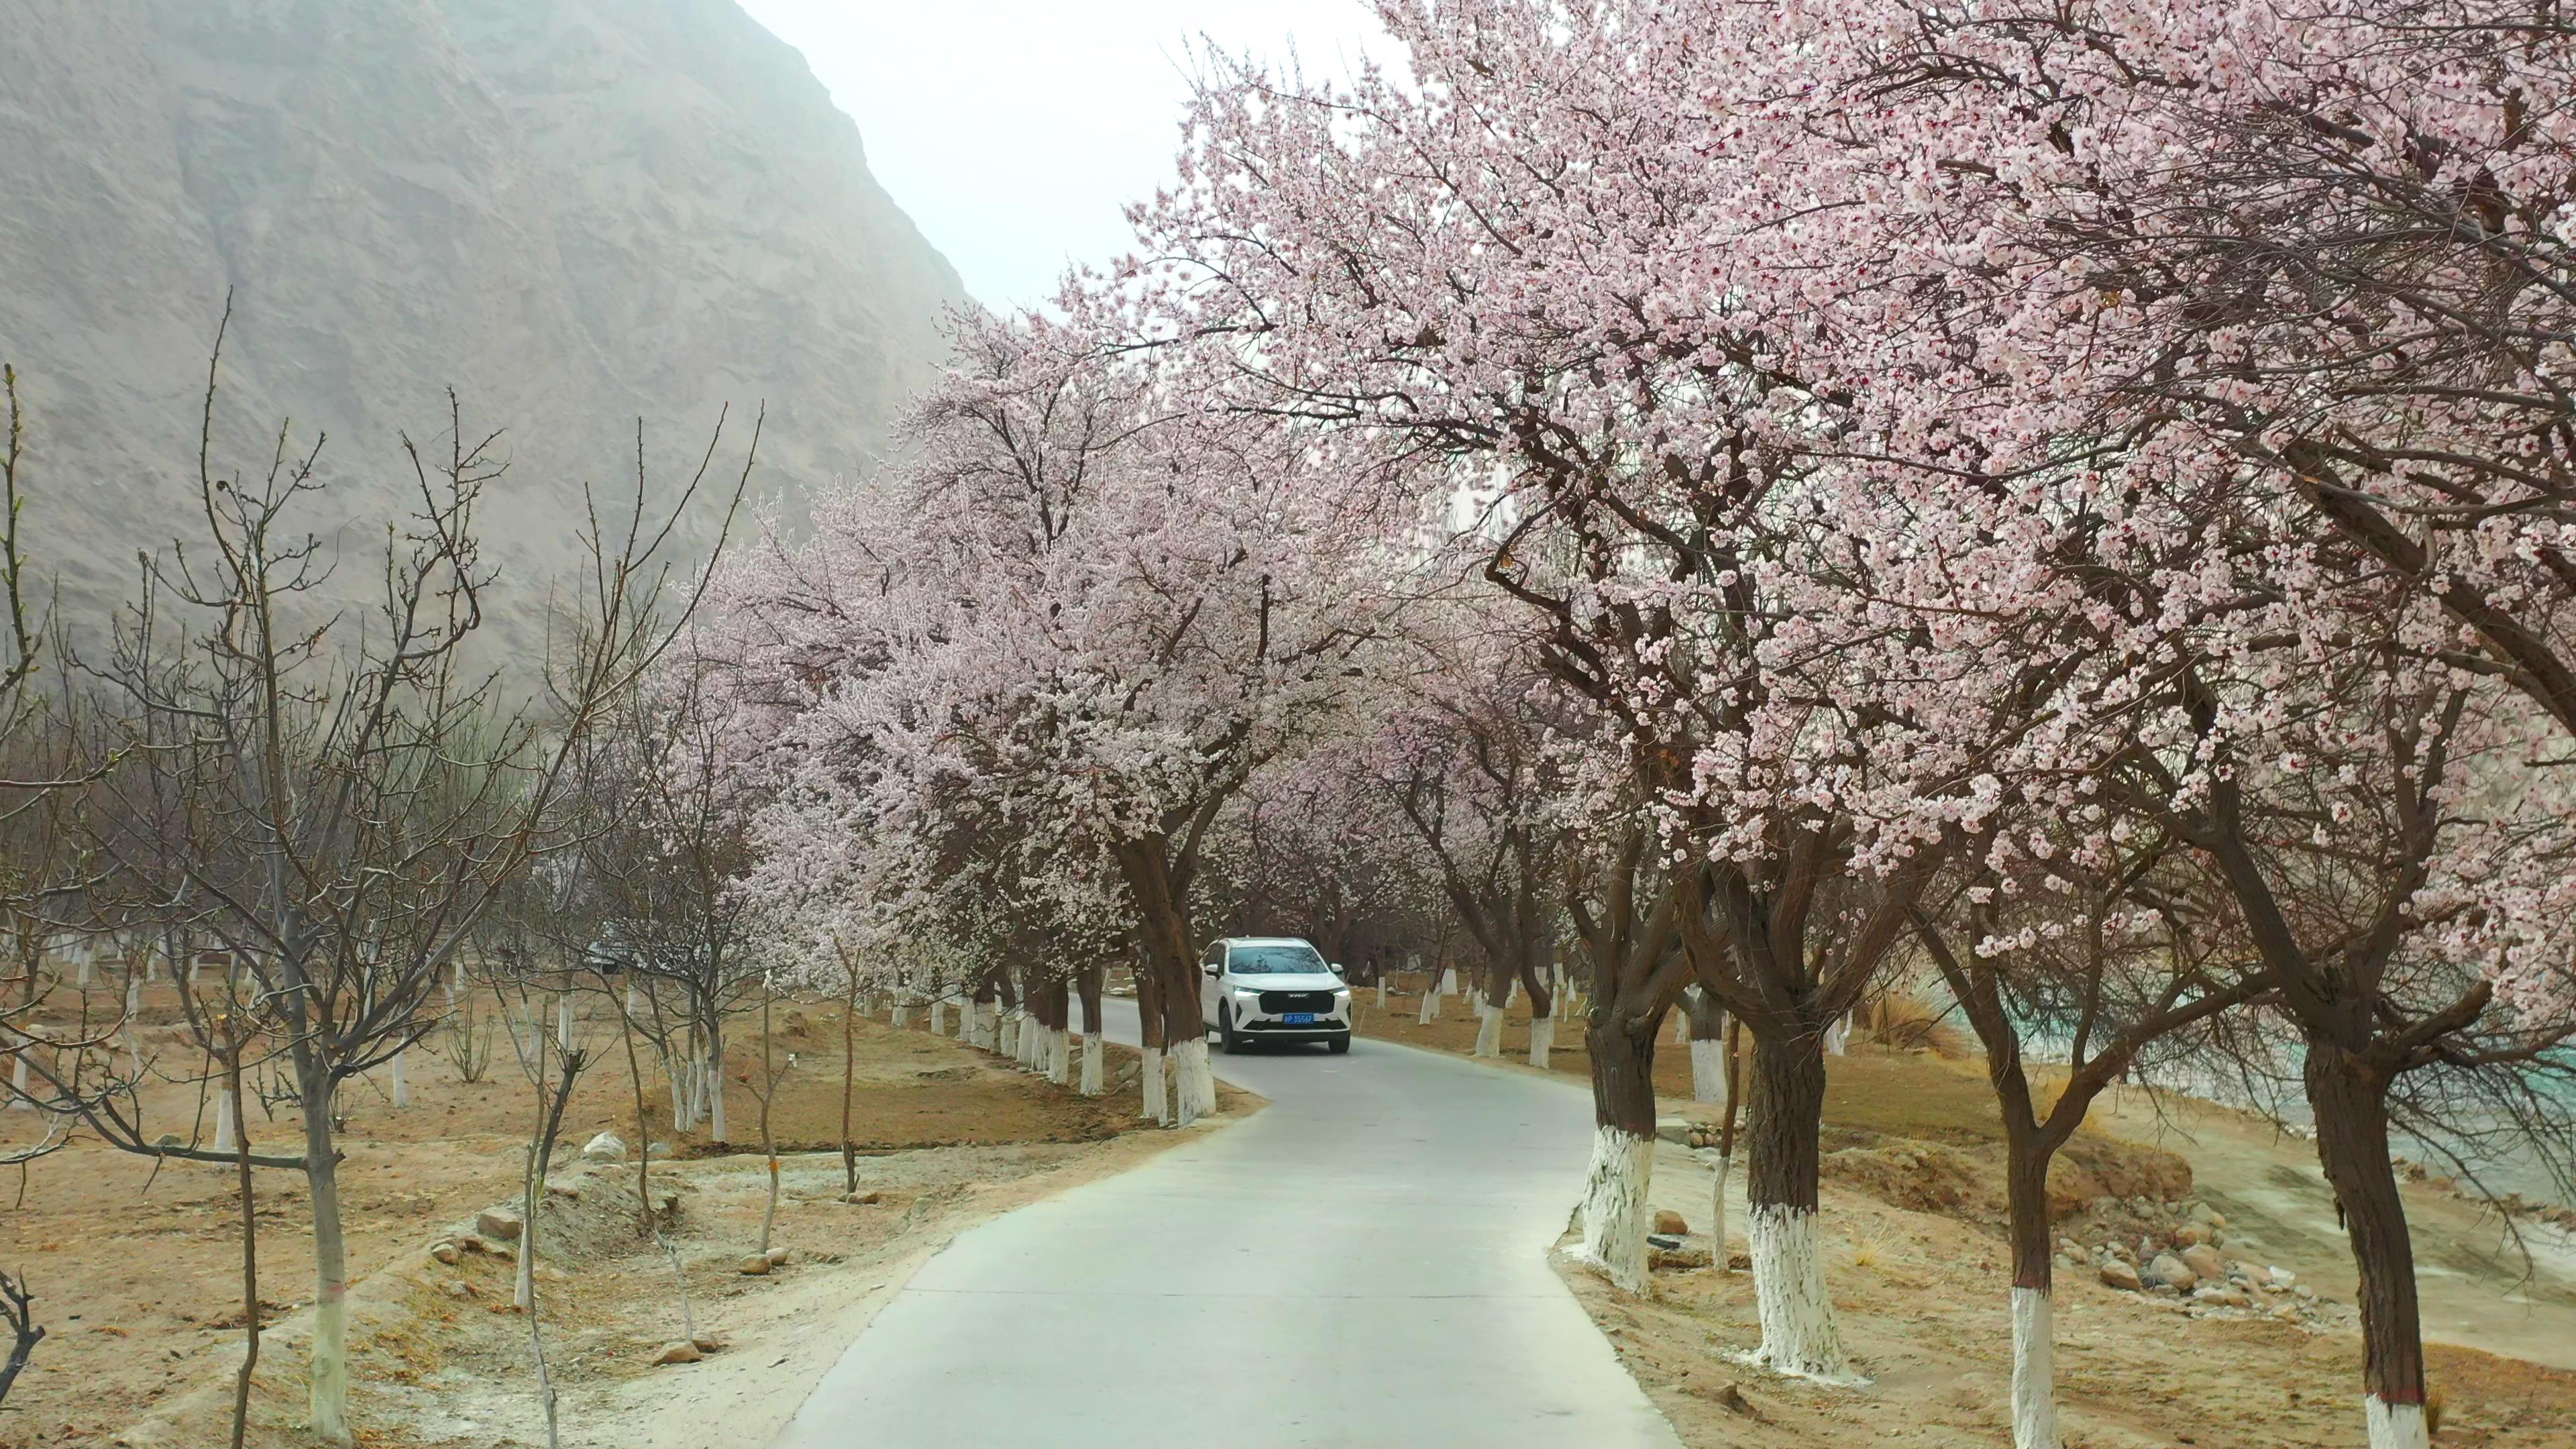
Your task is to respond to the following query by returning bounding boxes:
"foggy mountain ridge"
[0,0,967,664]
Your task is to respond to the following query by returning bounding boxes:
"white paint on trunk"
[667,1061,689,1130]
[1416,986,1440,1024]
[390,1049,410,1108]
[1824,1016,1851,1056]
[1528,1015,1554,1070]
[2011,1285,2058,1449]
[1079,1033,1103,1095]
[998,1013,1021,1061]
[1690,1038,1729,1106]
[891,1002,911,1028]
[1472,1002,1503,1058]
[1376,979,1387,1009]
[1741,1204,1861,1382]
[215,1080,237,1152]
[625,981,642,1016]
[557,997,574,1051]
[2364,1397,2430,1449]
[1047,1026,1071,1085]
[1140,1044,1167,1125]
[1574,1124,1652,1294]
[310,1287,350,1442]
[706,1053,729,1142]
[1171,1037,1215,1124]
[1438,968,1457,998]
[928,999,946,1036]
[74,953,91,989]
[126,975,143,1016]
[7,1053,26,1110]
[516,1216,537,1309]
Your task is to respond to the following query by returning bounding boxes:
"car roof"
[1221,936,1315,949]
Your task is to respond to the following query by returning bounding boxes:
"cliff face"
[0,0,963,655]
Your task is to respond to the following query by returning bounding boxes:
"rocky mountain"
[0,0,965,661]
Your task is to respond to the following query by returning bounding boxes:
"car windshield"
[1228,945,1328,975]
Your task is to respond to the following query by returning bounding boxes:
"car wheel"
[1328,1034,1351,1055]
[1218,1005,1238,1054]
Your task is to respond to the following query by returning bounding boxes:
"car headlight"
[1334,987,1352,1008]
[1233,989,1263,1014]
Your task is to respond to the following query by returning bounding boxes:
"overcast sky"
[738,0,1397,311]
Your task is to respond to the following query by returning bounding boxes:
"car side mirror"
[1330,962,1345,977]
[1201,962,1220,977]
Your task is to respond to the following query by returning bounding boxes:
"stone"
[2194,1286,2252,1309]
[737,1254,771,1277]
[647,1142,675,1160]
[651,1340,702,1366]
[2145,1253,2198,1293]
[2179,1244,2225,1282]
[2098,1259,2143,1291]
[1645,1232,1684,1251]
[475,1209,523,1242]
[442,1279,474,1299]
[691,1332,727,1354]
[1652,1118,1694,1145]
[2273,1269,2298,1288]
[2235,1261,2275,1289]
[582,1132,627,1165]
[428,1242,461,1265]
[2146,1283,2182,1300]
[2174,1222,2212,1248]
[1651,1209,1688,1236]
[2056,1236,2083,1257]
[843,1190,884,1205]
[545,1181,580,1201]
[763,1246,790,1267]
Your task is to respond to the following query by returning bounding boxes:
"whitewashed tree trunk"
[7,1053,27,1110]
[1823,1016,1851,1056]
[557,997,574,1051]
[74,949,92,989]
[706,1049,729,1142]
[2364,1398,2430,1449]
[1141,1044,1168,1125]
[390,1049,411,1108]
[1746,1205,1857,1380]
[625,981,643,1016]
[1048,1027,1070,1085]
[214,1078,238,1152]
[1472,1002,1503,1058]
[1506,979,1521,1009]
[998,1012,1020,1061]
[126,974,144,1016]
[1528,1015,1554,1070]
[186,956,201,987]
[1417,987,1440,1025]
[302,1077,353,1443]
[1690,1038,1729,1106]
[1576,1124,1653,1293]
[1375,978,1388,1010]
[1171,1038,1214,1126]
[1079,1033,1104,1096]
[2011,1287,2059,1449]
[928,999,946,1036]
[1438,968,1457,998]
[892,1001,912,1028]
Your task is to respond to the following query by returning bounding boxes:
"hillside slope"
[0,0,965,657]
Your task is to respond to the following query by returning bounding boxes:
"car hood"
[1232,973,1346,991]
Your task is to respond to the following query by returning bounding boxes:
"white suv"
[1199,936,1353,1053]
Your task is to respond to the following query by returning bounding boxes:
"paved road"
[773,1000,1680,1448]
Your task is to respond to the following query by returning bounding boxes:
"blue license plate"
[1283,1012,1316,1024]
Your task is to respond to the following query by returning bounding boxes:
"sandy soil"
[0,984,1239,1447]
[1356,983,2576,1447]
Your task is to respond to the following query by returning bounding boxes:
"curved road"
[773,1000,1680,1448]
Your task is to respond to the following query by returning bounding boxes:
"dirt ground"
[0,984,1240,1447]
[1354,982,2576,1448]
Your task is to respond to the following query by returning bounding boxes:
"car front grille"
[1258,990,1338,1014]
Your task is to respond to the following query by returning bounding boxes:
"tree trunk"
[704,1018,728,1143]
[227,1048,259,1449]
[1577,1008,1659,1293]
[2002,1118,2059,1449]
[1077,965,1105,1097]
[2307,1042,2429,1449]
[299,1067,352,1442]
[390,1048,410,1108]
[1744,1028,1854,1380]
[1115,836,1212,1121]
[1684,987,1728,1106]
[1136,953,1168,1124]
